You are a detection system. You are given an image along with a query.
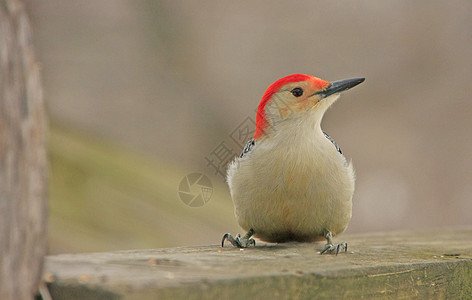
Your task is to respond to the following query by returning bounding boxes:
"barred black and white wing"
[240,139,255,158]
[323,132,342,155]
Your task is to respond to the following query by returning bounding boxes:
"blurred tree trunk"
[0,0,48,299]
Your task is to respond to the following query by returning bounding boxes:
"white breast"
[227,110,355,243]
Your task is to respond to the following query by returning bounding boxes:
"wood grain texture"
[44,228,472,299]
[0,0,48,299]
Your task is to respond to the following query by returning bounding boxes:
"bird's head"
[254,74,364,140]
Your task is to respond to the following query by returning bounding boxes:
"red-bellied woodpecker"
[222,74,364,254]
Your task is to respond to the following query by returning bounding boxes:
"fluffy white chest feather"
[227,112,355,243]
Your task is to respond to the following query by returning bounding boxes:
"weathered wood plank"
[0,0,48,299]
[44,228,472,299]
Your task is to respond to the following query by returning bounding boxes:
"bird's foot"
[320,242,348,255]
[221,228,256,248]
[320,230,347,255]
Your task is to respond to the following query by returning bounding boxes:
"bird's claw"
[320,230,347,255]
[320,242,348,255]
[221,229,256,248]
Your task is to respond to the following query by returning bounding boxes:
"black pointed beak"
[312,77,365,99]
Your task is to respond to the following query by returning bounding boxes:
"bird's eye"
[291,87,303,97]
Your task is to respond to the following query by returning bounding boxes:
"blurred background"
[25,1,472,254]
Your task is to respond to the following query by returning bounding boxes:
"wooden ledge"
[44,228,472,299]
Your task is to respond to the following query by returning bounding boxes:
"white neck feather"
[262,94,340,143]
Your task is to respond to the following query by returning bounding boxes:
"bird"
[222,74,364,254]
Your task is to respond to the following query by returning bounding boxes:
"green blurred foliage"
[48,125,239,254]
